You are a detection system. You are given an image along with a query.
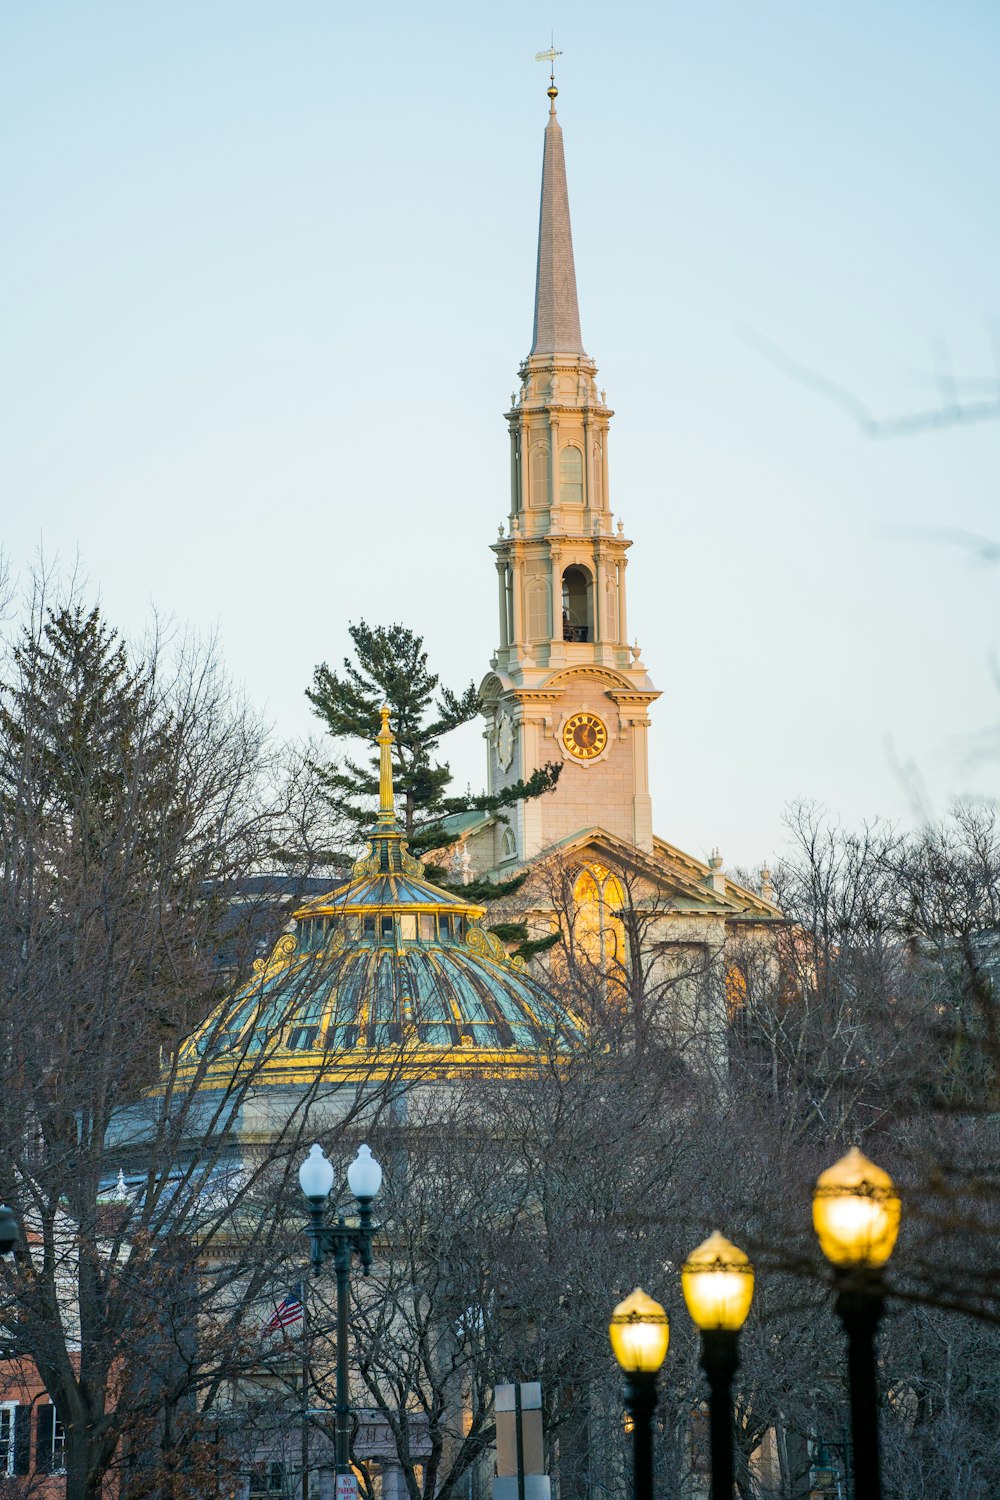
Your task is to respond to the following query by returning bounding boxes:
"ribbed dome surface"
[175,710,582,1089]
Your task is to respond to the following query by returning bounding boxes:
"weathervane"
[535,39,562,95]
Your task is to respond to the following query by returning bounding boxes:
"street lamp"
[299,1143,384,1490]
[812,1147,901,1500]
[682,1232,754,1500]
[609,1288,669,1500]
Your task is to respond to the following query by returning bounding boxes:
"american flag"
[262,1286,304,1336]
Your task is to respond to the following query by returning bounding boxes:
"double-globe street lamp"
[609,1288,670,1500]
[299,1143,384,1489]
[681,1232,755,1500]
[812,1147,901,1500]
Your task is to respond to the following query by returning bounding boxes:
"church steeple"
[531,84,585,357]
[478,83,660,864]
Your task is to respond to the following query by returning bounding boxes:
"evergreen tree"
[307,620,561,854]
[0,596,310,1500]
[0,605,176,871]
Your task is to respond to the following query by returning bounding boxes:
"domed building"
[172,708,584,1142]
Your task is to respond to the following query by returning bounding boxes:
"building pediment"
[513,826,781,919]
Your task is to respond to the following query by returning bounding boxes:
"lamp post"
[812,1147,901,1500]
[609,1288,670,1500]
[299,1143,383,1488]
[681,1232,754,1500]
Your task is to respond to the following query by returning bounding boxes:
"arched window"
[525,578,551,641]
[529,442,551,507]
[559,446,584,504]
[500,826,517,863]
[725,963,748,1023]
[561,565,592,642]
[573,864,626,970]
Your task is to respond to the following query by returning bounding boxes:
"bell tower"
[480,79,659,865]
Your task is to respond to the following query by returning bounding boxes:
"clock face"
[562,712,608,761]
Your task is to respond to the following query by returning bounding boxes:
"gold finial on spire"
[535,40,562,107]
[377,705,395,821]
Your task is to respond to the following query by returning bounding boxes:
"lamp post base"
[834,1276,884,1500]
[622,1372,657,1500]
[699,1330,738,1500]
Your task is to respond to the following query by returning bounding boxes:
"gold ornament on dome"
[466,924,525,972]
[252,932,297,979]
[562,711,608,761]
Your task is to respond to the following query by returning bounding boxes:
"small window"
[439,916,452,939]
[500,827,517,863]
[400,914,417,941]
[363,916,376,936]
[36,1405,64,1475]
[288,1026,319,1051]
[0,1405,20,1478]
[381,915,394,939]
[559,446,584,503]
[250,1462,285,1496]
[419,914,435,940]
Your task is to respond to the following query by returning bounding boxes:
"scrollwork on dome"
[466,923,525,972]
[352,843,379,878]
[400,843,424,877]
[252,931,297,979]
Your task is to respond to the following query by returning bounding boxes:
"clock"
[562,712,608,761]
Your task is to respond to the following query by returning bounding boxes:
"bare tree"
[0,595,401,1500]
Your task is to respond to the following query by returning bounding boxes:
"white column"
[548,414,559,517]
[593,545,606,643]
[509,426,520,514]
[510,549,524,646]
[631,714,654,851]
[617,557,628,645]
[600,419,610,512]
[496,560,509,648]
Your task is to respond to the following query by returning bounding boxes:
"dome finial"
[377,705,395,822]
[535,39,562,112]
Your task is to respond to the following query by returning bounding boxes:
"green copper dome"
[175,710,583,1091]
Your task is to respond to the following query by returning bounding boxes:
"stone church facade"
[435,78,781,988]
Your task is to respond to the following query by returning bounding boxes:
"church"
[433,74,780,977]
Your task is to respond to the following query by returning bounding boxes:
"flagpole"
[300,1282,309,1500]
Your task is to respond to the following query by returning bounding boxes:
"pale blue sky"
[2,1,997,867]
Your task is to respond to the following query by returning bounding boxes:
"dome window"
[287,1025,319,1051]
[419,914,435,940]
[400,914,417,941]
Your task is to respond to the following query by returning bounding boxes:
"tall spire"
[530,81,585,356]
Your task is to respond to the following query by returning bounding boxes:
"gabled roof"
[431,818,782,921]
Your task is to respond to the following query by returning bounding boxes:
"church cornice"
[607,690,662,707]
[543,664,651,692]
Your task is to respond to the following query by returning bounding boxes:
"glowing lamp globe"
[347,1143,383,1203]
[681,1231,755,1332]
[812,1147,901,1269]
[299,1143,336,1203]
[609,1288,670,1374]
